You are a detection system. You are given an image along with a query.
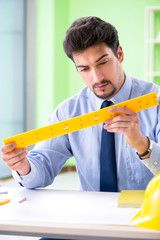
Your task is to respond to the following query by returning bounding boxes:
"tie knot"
[101,100,113,109]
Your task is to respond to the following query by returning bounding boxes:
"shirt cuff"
[141,140,160,175]
[12,161,41,189]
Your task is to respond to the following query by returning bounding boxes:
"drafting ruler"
[3,92,159,148]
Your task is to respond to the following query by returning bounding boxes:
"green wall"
[53,0,70,107]
[154,10,160,85]
[36,0,54,128]
[36,0,70,128]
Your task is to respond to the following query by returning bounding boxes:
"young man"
[1,16,160,192]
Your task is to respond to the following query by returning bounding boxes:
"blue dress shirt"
[13,74,160,191]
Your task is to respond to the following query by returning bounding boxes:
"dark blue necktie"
[100,100,117,192]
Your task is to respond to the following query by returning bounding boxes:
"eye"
[100,60,108,65]
[80,67,89,72]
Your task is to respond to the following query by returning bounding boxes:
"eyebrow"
[95,54,109,63]
[76,54,109,68]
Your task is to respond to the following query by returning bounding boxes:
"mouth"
[95,83,108,91]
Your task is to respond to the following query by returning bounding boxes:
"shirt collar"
[93,73,132,109]
[110,73,132,105]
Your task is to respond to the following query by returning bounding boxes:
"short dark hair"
[63,16,120,60]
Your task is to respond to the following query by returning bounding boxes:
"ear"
[117,46,124,63]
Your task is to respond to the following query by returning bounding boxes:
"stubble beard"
[92,80,117,100]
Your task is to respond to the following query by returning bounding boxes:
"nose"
[91,68,104,83]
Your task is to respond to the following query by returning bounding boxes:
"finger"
[104,122,131,133]
[104,124,133,134]
[105,126,129,133]
[7,152,27,165]
[109,107,136,115]
[7,147,28,160]
[1,143,17,153]
[104,117,139,134]
[106,115,132,124]
[2,147,28,162]
[5,153,26,170]
[105,121,131,129]
[7,156,28,171]
[105,114,138,125]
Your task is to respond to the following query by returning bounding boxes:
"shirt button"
[154,161,158,166]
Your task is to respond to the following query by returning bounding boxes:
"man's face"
[73,42,125,99]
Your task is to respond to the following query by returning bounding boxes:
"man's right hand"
[0,143,31,176]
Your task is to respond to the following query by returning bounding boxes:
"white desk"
[0,187,159,239]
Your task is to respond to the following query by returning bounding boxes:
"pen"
[18,197,27,203]
[0,191,8,194]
